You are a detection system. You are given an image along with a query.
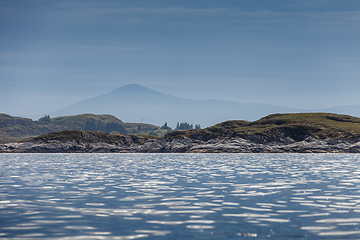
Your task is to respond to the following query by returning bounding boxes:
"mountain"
[49,84,302,128]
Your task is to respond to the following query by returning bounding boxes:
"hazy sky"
[1,0,360,117]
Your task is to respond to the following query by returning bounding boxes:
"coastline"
[3,113,360,153]
[2,136,360,153]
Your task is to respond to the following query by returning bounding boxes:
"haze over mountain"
[50,84,303,128]
[2,2,360,120]
[322,105,360,120]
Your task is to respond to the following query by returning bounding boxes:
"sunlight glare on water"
[0,153,360,239]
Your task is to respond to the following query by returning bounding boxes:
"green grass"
[51,114,123,129]
[123,122,162,135]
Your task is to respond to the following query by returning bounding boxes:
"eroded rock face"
[1,137,360,153]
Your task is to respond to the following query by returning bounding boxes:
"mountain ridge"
[49,84,302,128]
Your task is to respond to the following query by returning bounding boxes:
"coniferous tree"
[161,122,170,130]
[175,122,193,130]
[38,115,51,123]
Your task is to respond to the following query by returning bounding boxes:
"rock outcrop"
[1,135,360,153]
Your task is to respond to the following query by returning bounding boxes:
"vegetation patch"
[165,113,360,142]
[4,112,360,144]
[0,113,164,143]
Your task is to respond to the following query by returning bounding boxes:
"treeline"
[84,118,127,134]
[38,115,51,123]
[161,122,201,131]
[37,114,200,134]
[175,122,201,130]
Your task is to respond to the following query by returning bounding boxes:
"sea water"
[0,153,360,239]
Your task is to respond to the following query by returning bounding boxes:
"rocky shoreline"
[2,135,360,153]
[4,111,360,154]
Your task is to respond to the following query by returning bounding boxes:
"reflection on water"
[1,153,360,239]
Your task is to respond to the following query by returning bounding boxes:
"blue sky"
[1,0,360,117]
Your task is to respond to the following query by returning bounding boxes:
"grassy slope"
[4,112,360,144]
[50,114,123,129]
[0,113,163,143]
[165,113,360,142]
[0,114,43,143]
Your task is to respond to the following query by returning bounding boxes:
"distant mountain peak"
[110,83,158,95]
[49,83,305,128]
[121,83,146,89]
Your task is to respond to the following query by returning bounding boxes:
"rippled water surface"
[1,153,360,239]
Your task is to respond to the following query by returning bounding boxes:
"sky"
[1,0,360,118]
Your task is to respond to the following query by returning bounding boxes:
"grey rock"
[1,136,360,153]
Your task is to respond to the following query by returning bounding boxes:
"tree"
[161,122,171,130]
[38,115,51,123]
[176,122,193,130]
[195,124,201,129]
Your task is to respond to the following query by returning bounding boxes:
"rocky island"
[2,113,360,153]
